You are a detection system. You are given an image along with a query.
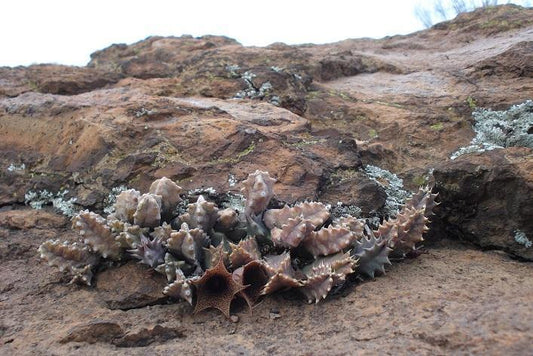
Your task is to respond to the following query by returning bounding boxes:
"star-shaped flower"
[192,257,247,318]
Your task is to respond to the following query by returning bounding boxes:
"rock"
[0,209,68,229]
[469,41,533,79]
[96,262,168,309]
[2,6,533,212]
[433,147,533,260]
[314,53,400,81]
[59,321,185,347]
[1,5,533,355]
[113,325,185,347]
[319,171,387,214]
[60,320,124,344]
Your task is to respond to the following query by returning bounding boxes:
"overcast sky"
[0,0,530,67]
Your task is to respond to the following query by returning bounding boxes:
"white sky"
[0,0,529,67]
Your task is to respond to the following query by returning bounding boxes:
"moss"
[412,175,427,187]
[365,100,405,109]
[480,19,509,29]
[305,91,322,100]
[208,141,256,165]
[430,122,444,131]
[466,96,477,110]
[236,141,256,159]
[26,80,39,91]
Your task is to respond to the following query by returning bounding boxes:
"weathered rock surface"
[0,209,68,230]
[1,4,533,355]
[59,320,124,344]
[434,147,533,259]
[96,262,168,310]
[2,5,532,210]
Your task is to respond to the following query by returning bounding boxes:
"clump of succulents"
[39,170,437,318]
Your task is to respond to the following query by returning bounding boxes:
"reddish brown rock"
[433,147,533,260]
[95,262,168,310]
[60,320,124,344]
[1,5,533,355]
[0,209,68,229]
[112,325,185,348]
[319,171,387,214]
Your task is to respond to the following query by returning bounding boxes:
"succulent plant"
[39,170,437,318]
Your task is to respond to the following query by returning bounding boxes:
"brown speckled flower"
[192,257,247,318]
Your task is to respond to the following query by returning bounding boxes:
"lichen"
[514,230,532,248]
[7,163,26,172]
[234,71,274,101]
[228,174,237,187]
[364,165,411,218]
[330,202,362,219]
[25,189,78,217]
[187,187,217,196]
[451,100,533,159]
[225,64,240,78]
[103,185,129,215]
[134,107,156,118]
[430,122,444,131]
[220,192,246,214]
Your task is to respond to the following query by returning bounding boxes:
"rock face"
[1,4,533,355]
[95,262,168,310]
[434,147,533,259]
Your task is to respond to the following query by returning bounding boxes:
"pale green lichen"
[514,230,532,249]
[430,122,444,131]
[103,185,129,215]
[234,71,273,100]
[7,163,26,172]
[451,100,533,159]
[134,107,156,118]
[220,192,246,214]
[225,64,240,78]
[330,201,362,219]
[364,165,411,218]
[228,174,237,187]
[466,96,477,110]
[25,190,78,217]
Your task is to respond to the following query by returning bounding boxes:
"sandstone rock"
[60,320,124,344]
[113,325,185,347]
[469,41,533,79]
[59,320,185,347]
[319,171,387,215]
[0,209,68,229]
[96,262,168,309]
[2,6,533,213]
[434,147,533,260]
[1,5,533,355]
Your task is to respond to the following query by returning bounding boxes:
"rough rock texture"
[434,147,533,260]
[1,5,533,354]
[95,262,168,310]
